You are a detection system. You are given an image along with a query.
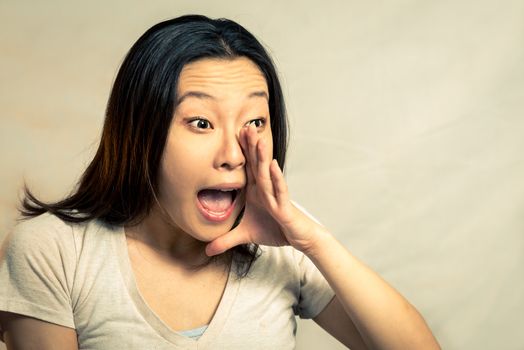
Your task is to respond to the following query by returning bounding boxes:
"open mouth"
[196,188,240,222]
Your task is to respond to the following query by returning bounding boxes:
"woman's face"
[157,57,272,242]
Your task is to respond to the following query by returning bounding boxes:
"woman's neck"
[124,206,211,268]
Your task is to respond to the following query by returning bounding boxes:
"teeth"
[219,189,235,192]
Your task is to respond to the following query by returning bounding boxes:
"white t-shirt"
[0,213,335,349]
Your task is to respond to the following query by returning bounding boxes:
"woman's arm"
[206,125,441,349]
[313,294,369,349]
[0,312,78,350]
[303,227,441,350]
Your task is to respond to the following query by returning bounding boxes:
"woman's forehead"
[177,57,268,101]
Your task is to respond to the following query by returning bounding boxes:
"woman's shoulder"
[1,212,110,262]
[257,244,317,273]
[258,244,302,262]
[251,245,305,281]
[0,213,88,331]
[3,213,74,252]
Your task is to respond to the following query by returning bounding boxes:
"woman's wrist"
[294,223,335,258]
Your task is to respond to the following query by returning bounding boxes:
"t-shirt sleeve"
[0,214,77,339]
[292,249,336,319]
[290,202,336,319]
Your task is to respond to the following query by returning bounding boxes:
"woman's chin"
[190,223,232,242]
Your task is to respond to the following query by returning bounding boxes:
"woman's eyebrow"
[249,91,269,100]
[176,90,268,104]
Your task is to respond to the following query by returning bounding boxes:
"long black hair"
[20,14,289,277]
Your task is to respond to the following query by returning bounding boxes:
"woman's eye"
[189,118,212,129]
[245,118,265,128]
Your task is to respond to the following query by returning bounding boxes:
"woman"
[0,15,440,349]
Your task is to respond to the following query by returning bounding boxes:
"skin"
[0,56,441,349]
[125,57,272,266]
[198,59,442,349]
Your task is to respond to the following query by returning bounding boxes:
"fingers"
[205,230,247,257]
[241,125,259,185]
[243,126,275,196]
[239,127,256,186]
[270,159,288,206]
[247,125,259,179]
[257,138,276,204]
[240,124,288,210]
[257,138,271,180]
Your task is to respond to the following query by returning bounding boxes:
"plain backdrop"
[1,1,523,349]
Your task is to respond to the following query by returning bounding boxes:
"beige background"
[1,0,523,349]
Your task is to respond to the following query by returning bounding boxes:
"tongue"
[198,189,233,212]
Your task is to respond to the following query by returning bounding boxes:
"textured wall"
[1,1,523,349]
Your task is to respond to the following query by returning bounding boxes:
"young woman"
[0,15,440,349]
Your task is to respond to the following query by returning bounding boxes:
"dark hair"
[19,14,288,277]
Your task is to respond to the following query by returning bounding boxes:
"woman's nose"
[215,131,246,170]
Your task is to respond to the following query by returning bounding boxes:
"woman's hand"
[205,124,327,257]
[206,127,441,350]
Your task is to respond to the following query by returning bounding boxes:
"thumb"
[205,229,249,257]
